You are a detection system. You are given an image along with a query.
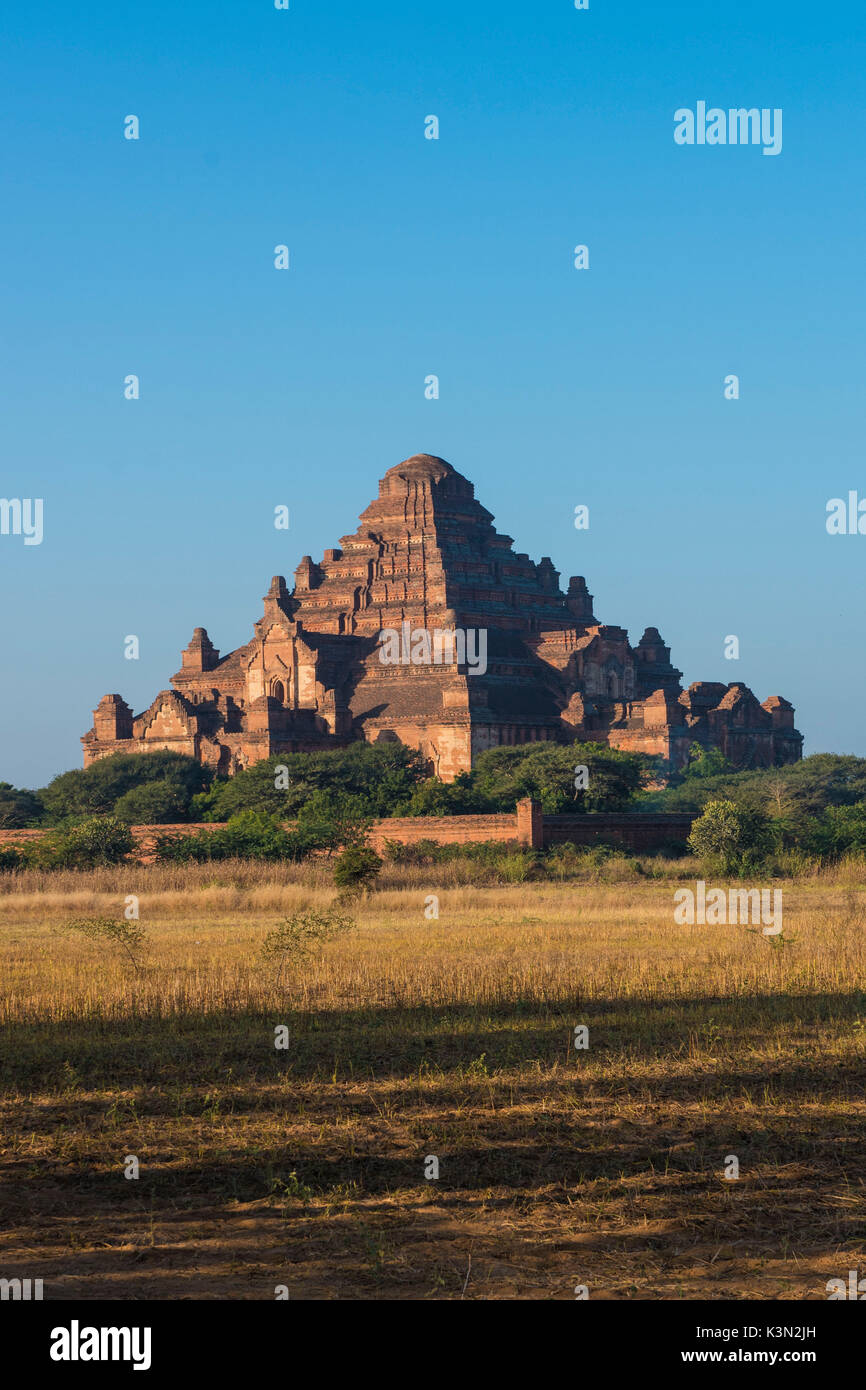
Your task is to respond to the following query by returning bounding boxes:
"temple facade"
[83,454,803,779]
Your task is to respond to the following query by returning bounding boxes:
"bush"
[62,915,147,971]
[688,799,772,874]
[155,810,309,863]
[114,780,195,824]
[26,815,135,869]
[0,846,22,872]
[489,850,541,883]
[261,907,356,982]
[333,844,383,892]
[378,838,521,868]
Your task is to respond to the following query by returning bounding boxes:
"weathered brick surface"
[542,812,695,851]
[0,803,696,861]
[81,454,803,781]
[366,815,518,852]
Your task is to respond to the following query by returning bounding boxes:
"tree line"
[2,743,866,871]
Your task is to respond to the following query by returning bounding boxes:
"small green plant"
[62,915,147,972]
[746,926,799,988]
[268,1171,314,1208]
[358,1223,388,1273]
[764,929,798,951]
[463,1053,490,1078]
[260,906,355,983]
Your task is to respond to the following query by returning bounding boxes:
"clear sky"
[2,0,864,787]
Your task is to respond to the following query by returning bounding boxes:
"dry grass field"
[1,855,865,1301]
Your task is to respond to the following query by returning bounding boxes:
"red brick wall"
[366,814,518,852]
[0,805,694,861]
[542,813,694,850]
[0,822,222,866]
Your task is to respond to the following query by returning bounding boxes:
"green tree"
[646,754,866,817]
[402,772,480,816]
[0,782,43,828]
[466,742,648,813]
[295,790,372,850]
[114,780,194,824]
[682,744,734,780]
[687,799,772,873]
[197,744,425,822]
[39,752,211,823]
[799,802,866,859]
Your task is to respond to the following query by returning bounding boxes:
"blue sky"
[2,0,864,787]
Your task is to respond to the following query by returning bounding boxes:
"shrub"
[0,846,22,872]
[26,815,135,869]
[688,799,772,874]
[155,810,308,863]
[62,915,147,971]
[654,838,690,860]
[261,907,355,983]
[333,845,383,892]
[490,850,541,883]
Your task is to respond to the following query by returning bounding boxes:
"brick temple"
[83,453,802,779]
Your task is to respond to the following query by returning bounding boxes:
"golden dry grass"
[1,859,864,1300]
